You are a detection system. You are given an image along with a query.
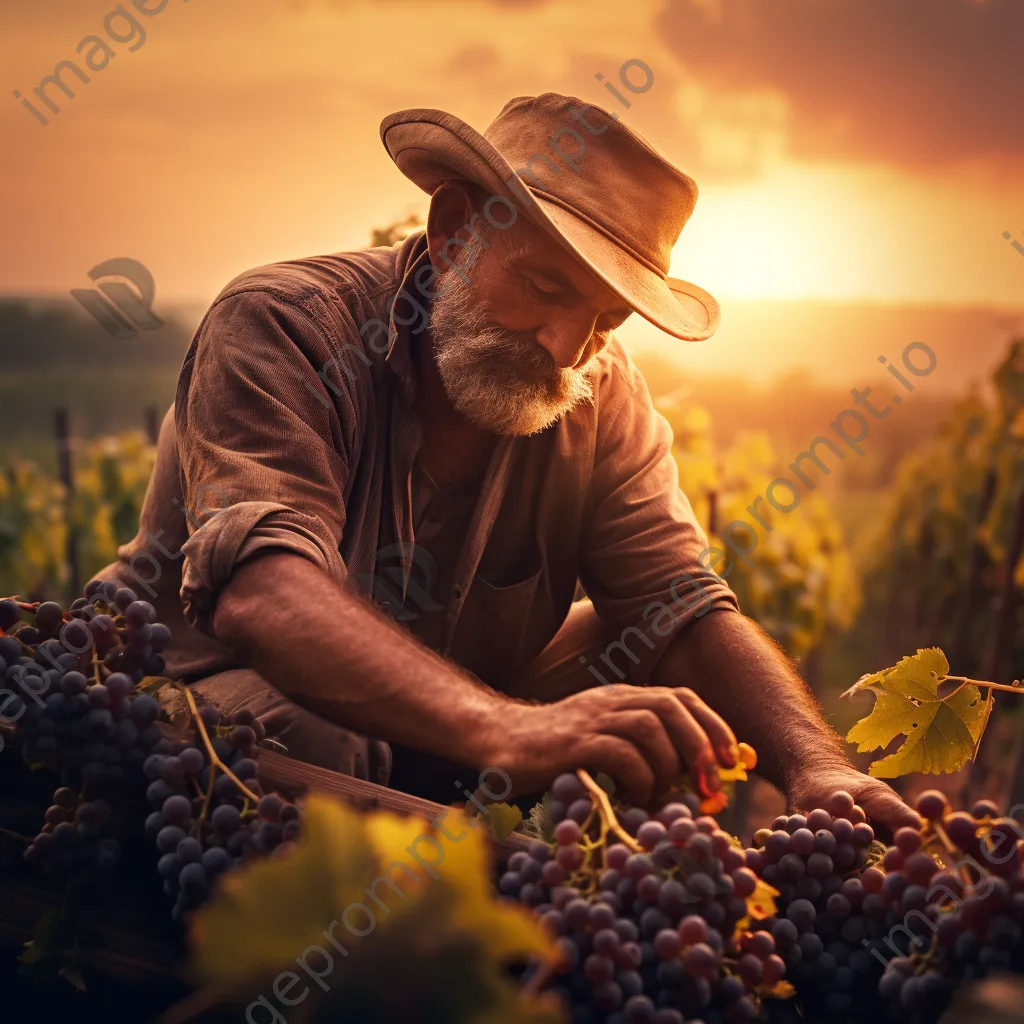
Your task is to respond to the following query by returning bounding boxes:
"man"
[103,93,917,828]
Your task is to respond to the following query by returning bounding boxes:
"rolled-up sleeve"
[175,288,361,636]
[579,345,739,683]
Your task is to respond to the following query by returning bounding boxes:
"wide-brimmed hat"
[380,92,720,342]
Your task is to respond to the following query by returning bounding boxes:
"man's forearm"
[651,609,851,793]
[211,551,511,767]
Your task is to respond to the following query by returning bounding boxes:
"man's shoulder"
[207,233,425,321]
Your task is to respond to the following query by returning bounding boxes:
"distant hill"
[0,297,194,371]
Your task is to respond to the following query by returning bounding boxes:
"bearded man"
[101,93,917,829]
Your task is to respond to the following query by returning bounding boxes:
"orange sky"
[2,0,1022,320]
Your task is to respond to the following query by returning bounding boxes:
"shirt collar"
[383,233,434,400]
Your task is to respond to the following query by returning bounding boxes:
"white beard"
[427,267,595,437]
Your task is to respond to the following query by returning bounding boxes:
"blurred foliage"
[188,794,562,1024]
[72,431,155,580]
[369,213,425,248]
[856,338,1024,676]
[0,431,154,601]
[0,460,68,599]
[659,399,861,661]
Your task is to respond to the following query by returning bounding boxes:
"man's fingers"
[861,786,922,834]
[674,688,738,768]
[577,734,655,805]
[611,688,721,793]
[601,709,680,797]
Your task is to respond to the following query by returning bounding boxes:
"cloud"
[657,0,1024,168]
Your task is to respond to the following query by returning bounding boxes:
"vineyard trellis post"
[985,484,1024,808]
[53,407,79,598]
[952,463,998,672]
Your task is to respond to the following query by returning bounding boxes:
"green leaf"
[190,795,561,1024]
[844,648,989,778]
[483,802,523,841]
[190,794,379,985]
[136,675,173,694]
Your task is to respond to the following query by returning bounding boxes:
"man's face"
[428,216,634,437]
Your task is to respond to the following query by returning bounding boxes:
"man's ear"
[426,181,490,284]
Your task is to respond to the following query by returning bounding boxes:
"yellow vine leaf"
[190,795,560,1023]
[747,878,780,920]
[843,648,989,778]
[482,802,524,841]
[699,790,730,815]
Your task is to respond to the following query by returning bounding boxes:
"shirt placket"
[441,436,515,658]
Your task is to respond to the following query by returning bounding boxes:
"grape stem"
[576,770,642,854]
[944,675,1023,696]
[0,826,33,844]
[194,764,219,839]
[931,820,975,886]
[177,683,260,804]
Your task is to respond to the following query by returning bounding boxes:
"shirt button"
[453,586,463,599]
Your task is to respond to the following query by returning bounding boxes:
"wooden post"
[952,464,999,672]
[985,483,1024,683]
[54,408,79,598]
[981,484,1024,808]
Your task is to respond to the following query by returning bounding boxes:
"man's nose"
[535,313,598,370]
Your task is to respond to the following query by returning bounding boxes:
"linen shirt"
[139,231,738,690]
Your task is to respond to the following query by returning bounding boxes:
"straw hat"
[380,92,720,342]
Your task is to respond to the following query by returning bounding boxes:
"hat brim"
[380,109,720,342]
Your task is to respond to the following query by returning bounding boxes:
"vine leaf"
[843,648,989,778]
[746,878,780,921]
[732,878,781,939]
[190,794,560,1023]
[482,802,523,841]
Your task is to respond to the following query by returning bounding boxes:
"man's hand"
[788,764,922,834]
[651,610,922,833]
[481,685,738,806]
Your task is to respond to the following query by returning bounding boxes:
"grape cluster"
[502,773,782,1023]
[870,791,1024,1021]
[1,584,305,928]
[142,705,301,923]
[748,791,880,1021]
[1,584,170,788]
[22,786,120,873]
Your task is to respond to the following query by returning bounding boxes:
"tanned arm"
[212,551,739,803]
[651,609,921,831]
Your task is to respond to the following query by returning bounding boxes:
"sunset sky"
[2,0,1022,332]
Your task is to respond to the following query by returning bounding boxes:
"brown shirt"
[109,232,738,691]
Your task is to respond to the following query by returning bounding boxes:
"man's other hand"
[789,765,922,835]
[485,685,738,805]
